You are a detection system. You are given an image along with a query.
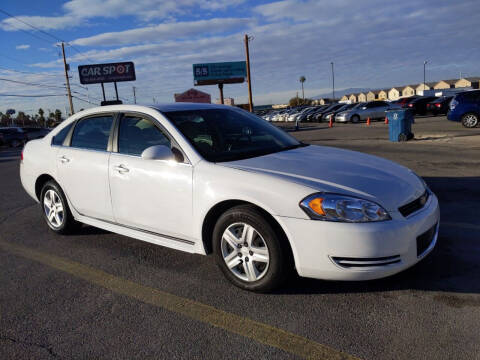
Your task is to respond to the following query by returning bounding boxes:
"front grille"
[332,255,401,268]
[398,190,429,217]
[417,223,437,257]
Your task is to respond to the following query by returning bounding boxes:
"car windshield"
[165,108,305,162]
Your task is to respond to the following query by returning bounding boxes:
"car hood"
[220,145,425,211]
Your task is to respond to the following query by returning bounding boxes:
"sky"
[1,0,480,116]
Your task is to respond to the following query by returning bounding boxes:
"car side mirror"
[141,145,175,161]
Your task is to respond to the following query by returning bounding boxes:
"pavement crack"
[0,335,61,358]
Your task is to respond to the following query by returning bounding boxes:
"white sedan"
[20,103,439,292]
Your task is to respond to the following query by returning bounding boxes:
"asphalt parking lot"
[1,115,479,359]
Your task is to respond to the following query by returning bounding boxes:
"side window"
[52,123,73,146]
[71,115,113,151]
[118,115,171,156]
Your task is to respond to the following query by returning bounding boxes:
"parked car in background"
[306,105,328,122]
[294,107,320,122]
[324,103,356,123]
[20,103,439,292]
[407,96,438,115]
[396,96,420,108]
[335,101,391,123]
[448,90,480,128]
[0,127,28,147]
[22,127,51,141]
[426,97,453,116]
[313,103,344,122]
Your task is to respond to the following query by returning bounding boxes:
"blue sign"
[193,61,246,85]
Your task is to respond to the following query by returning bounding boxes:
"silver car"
[335,101,392,123]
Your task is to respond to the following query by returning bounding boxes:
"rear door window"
[52,123,73,146]
[71,115,113,151]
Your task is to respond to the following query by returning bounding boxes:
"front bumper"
[335,115,349,123]
[276,192,440,281]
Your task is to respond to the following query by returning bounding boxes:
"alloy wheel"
[221,222,270,282]
[43,189,64,228]
[462,114,478,128]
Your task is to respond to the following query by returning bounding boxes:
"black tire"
[40,180,81,234]
[212,205,290,292]
[461,113,479,128]
[351,115,360,123]
[398,133,408,142]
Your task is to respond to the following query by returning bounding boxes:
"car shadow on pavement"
[276,176,480,297]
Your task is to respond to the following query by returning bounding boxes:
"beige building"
[357,93,367,102]
[388,87,401,101]
[340,95,348,102]
[415,82,436,96]
[401,85,416,98]
[366,91,376,101]
[455,77,480,89]
[374,90,387,100]
[348,94,357,103]
[433,79,457,89]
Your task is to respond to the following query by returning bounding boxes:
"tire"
[40,180,81,234]
[398,133,408,142]
[461,113,479,128]
[351,115,360,123]
[212,205,290,292]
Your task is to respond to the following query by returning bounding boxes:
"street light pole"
[331,62,335,101]
[423,60,428,94]
[244,34,254,112]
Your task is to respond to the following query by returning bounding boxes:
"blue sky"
[1,0,480,115]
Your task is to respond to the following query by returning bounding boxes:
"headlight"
[300,193,391,222]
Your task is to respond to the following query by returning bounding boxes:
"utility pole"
[61,42,74,115]
[423,60,428,93]
[244,34,254,112]
[331,62,335,101]
[133,86,137,104]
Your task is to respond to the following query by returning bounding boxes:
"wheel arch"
[201,200,295,269]
[35,173,56,201]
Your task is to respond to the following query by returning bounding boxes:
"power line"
[0,65,63,77]
[0,8,63,42]
[0,15,55,45]
[0,93,65,97]
[0,7,95,64]
[71,94,99,105]
[0,77,66,89]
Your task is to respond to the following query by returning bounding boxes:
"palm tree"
[299,76,306,102]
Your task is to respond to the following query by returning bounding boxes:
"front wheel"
[461,113,479,128]
[351,115,360,123]
[41,180,81,234]
[213,205,290,292]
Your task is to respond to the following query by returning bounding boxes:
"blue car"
[447,90,480,128]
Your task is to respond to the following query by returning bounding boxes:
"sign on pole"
[78,62,136,85]
[193,61,246,86]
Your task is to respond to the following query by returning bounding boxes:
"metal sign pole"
[218,83,224,104]
[114,82,119,101]
[101,83,106,101]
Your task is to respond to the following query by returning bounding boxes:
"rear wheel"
[41,181,81,234]
[461,113,479,128]
[213,205,289,292]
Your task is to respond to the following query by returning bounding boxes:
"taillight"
[408,103,413,107]
[435,103,441,108]
[21,150,24,161]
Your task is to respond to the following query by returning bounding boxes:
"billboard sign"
[78,62,135,84]
[193,61,246,85]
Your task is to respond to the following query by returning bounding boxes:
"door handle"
[114,164,129,174]
[59,155,70,163]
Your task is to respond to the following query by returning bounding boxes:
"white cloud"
[71,18,250,46]
[15,44,30,50]
[0,15,81,31]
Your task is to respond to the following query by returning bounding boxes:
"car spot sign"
[78,62,136,84]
